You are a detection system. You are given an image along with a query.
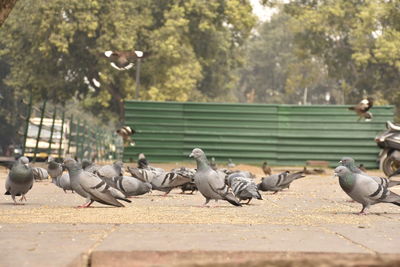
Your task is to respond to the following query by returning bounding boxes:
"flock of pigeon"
[4,148,400,215]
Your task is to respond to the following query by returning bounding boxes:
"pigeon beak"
[339,160,342,164]
[189,153,194,158]
[24,163,29,167]
[333,172,338,178]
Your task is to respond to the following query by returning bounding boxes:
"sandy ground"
[1,163,400,266]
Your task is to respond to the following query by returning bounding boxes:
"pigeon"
[262,161,271,176]
[258,171,305,194]
[334,166,400,214]
[137,153,148,169]
[128,167,191,196]
[103,50,149,70]
[5,156,34,204]
[180,182,198,194]
[348,97,373,121]
[339,157,400,188]
[81,159,101,173]
[189,148,241,206]
[106,176,152,197]
[47,160,63,179]
[226,172,262,204]
[358,164,367,172]
[96,161,124,179]
[52,172,74,193]
[303,166,326,175]
[32,167,49,181]
[389,167,400,178]
[63,158,131,208]
[210,157,217,170]
[227,158,236,168]
[116,126,135,146]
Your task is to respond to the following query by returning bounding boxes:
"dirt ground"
[1,163,400,266]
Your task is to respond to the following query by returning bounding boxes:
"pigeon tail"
[116,197,132,203]
[4,191,10,195]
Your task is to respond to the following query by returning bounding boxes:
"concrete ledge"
[88,251,400,267]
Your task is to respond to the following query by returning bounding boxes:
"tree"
[0,0,256,120]
[0,0,18,26]
[263,0,400,116]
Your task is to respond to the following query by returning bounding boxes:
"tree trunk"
[0,0,18,27]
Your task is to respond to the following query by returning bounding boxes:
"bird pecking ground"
[1,163,400,266]
[1,163,399,226]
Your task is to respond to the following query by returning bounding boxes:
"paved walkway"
[1,165,400,266]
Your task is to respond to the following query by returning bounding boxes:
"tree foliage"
[0,0,256,120]
[260,0,400,113]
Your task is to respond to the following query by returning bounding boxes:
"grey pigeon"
[52,172,73,193]
[128,166,191,196]
[5,156,34,204]
[210,157,217,170]
[96,161,124,179]
[334,166,400,214]
[32,167,49,181]
[63,158,131,208]
[189,148,241,206]
[258,171,305,194]
[137,153,149,169]
[106,176,152,197]
[82,159,101,173]
[180,182,198,194]
[262,161,271,176]
[340,157,400,188]
[389,167,400,178]
[227,158,236,168]
[226,172,262,204]
[47,160,63,179]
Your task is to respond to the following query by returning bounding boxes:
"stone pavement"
[1,165,400,266]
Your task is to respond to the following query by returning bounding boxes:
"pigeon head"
[63,158,79,171]
[333,166,351,178]
[113,161,124,168]
[339,157,355,168]
[189,148,205,159]
[81,159,92,169]
[18,156,30,166]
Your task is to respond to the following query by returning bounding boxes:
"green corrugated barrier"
[124,101,394,168]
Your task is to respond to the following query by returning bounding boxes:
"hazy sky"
[250,0,277,22]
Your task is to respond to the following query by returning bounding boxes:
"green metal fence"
[124,101,394,168]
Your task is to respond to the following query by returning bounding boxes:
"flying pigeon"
[52,172,74,193]
[348,97,373,121]
[5,156,34,204]
[339,157,400,188]
[262,161,271,176]
[257,171,305,194]
[32,167,49,181]
[334,166,400,214]
[226,172,262,204]
[116,126,135,146]
[189,148,241,207]
[106,176,152,197]
[103,50,148,70]
[63,158,130,208]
